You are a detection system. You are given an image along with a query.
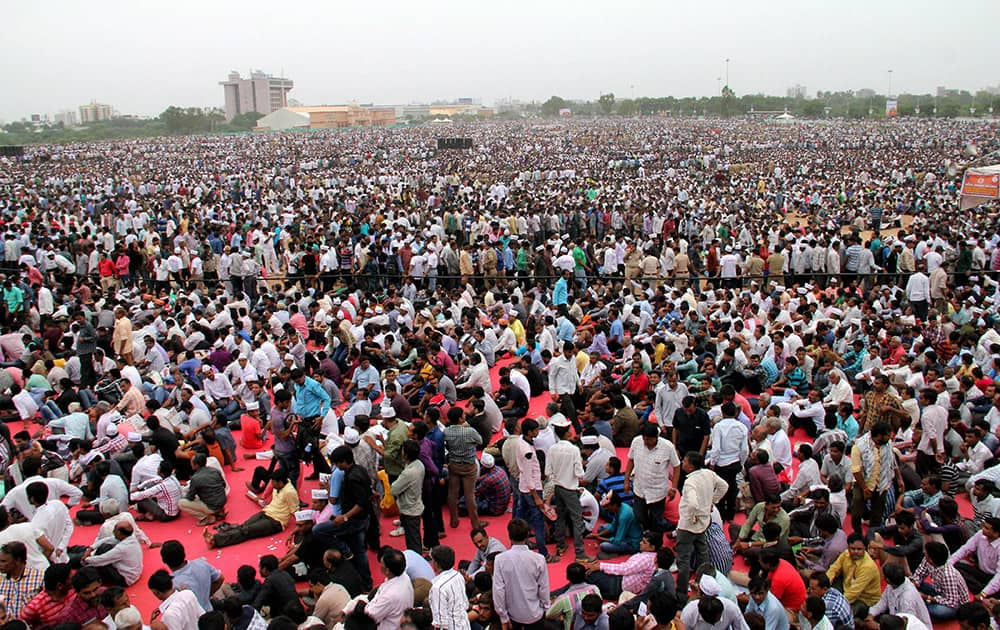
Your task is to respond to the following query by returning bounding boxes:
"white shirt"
[32,500,73,562]
[545,439,585,490]
[83,534,144,585]
[364,574,414,630]
[0,522,49,571]
[707,418,750,468]
[767,430,794,469]
[1,475,82,519]
[917,404,948,456]
[627,436,680,502]
[429,569,470,630]
[157,589,205,630]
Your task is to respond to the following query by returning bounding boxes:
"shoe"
[575,554,596,563]
[246,490,259,501]
[545,554,559,564]
[393,519,401,526]
[389,527,405,537]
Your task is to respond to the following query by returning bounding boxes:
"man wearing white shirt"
[148,570,204,629]
[625,424,680,534]
[27,483,72,564]
[788,389,827,438]
[1,459,83,520]
[80,520,144,586]
[916,388,948,476]
[429,545,470,630]
[905,264,931,320]
[706,403,749,522]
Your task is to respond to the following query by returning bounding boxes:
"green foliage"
[541,96,568,117]
[598,93,615,115]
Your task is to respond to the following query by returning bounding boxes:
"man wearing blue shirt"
[744,576,789,630]
[292,368,333,480]
[553,270,570,306]
[348,356,381,401]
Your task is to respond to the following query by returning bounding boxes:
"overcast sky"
[3,0,998,121]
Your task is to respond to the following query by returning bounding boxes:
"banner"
[962,170,1000,198]
[885,100,898,117]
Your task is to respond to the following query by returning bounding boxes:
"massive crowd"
[0,116,998,630]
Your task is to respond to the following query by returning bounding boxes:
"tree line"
[541,88,999,118]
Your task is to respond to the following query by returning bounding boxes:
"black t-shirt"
[672,407,710,455]
[340,465,373,519]
[151,427,180,462]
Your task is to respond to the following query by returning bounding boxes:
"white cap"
[114,607,143,628]
[343,427,361,445]
[480,453,495,468]
[580,435,599,446]
[311,489,328,501]
[380,405,396,419]
[699,575,721,596]
[246,401,259,411]
[127,432,142,442]
[294,510,314,523]
[549,414,571,428]
[105,423,119,437]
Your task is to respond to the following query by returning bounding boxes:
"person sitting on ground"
[203,469,299,549]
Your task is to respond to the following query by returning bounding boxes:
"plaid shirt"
[0,566,43,619]
[822,588,854,629]
[598,551,657,594]
[911,559,971,609]
[130,474,182,516]
[95,434,128,455]
[444,424,482,464]
[475,466,512,515]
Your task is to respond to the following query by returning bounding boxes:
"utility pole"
[725,58,730,88]
[888,69,893,98]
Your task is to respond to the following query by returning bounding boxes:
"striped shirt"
[429,569,470,630]
[20,590,71,627]
[0,567,43,619]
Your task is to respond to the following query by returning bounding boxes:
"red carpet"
[61,358,974,628]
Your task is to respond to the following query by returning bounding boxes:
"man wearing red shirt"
[19,564,73,627]
[760,549,806,616]
[97,252,117,293]
[623,360,649,400]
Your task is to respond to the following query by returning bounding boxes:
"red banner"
[962,171,1000,198]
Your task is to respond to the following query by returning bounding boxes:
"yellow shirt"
[826,550,881,606]
[263,482,300,527]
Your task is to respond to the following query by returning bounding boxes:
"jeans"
[599,541,637,555]
[714,462,742,521]
[918,583,957,619]
[39,401,63,424]
[447,461,481,528]
[313,516,372,590]
[514,491,548,557]
[675,529,708,596]
[213,513,282,548]
[400,514,422,553]
[552,486,586,556]
[633,495,668,534]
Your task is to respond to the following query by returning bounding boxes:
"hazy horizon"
[3,0,998,121]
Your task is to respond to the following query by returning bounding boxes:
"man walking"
[675,452,728,596]
[546,416,594,562]
[494,519,550,629]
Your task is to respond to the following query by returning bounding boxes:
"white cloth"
[627,436,680,502]
[157,589,205,630]
[429,569,470,630]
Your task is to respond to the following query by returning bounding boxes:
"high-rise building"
[786,84,807,99]
[79,101,114,123]
[55,110,78,127]
[220,70,294,121]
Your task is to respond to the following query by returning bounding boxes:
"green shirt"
[382,421,409,478]
[738,502,790,543]
[389,460,425,516]
[572,247,587,270]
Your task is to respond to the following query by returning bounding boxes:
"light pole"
[717,77,722,95]
[888,69,893,98]
[725,58,730,89]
